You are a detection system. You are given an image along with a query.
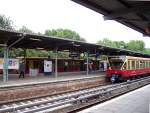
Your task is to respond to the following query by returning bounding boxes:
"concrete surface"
[0,72,105,88]
[79,84,150,113]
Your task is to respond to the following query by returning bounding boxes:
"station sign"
[69,52,79,58]
[88,53,100,58]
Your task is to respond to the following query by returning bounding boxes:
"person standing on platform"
[19,60,25,78]
[89,62,93,73]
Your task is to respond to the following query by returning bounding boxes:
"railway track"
[0,76,150,113]
[0,76,106,104]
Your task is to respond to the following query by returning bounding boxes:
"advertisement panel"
[44,60,52,72]
[8,59,19,69]
[0,58,19,69]
[0,59,3,69]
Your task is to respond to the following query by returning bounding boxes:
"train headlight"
[111,74,116,83]
[111,76,116,83]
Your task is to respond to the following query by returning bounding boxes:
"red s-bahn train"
[106,56,150,83]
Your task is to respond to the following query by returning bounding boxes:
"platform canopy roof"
[0,29,150,58]
[72,0,150,36]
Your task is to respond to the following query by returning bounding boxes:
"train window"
[143,61,145,68]
[140,61,143,69]
[145,61,146,68]
[136,61,139,69]
[131,60,135,70]
[144,61,146,68]
[108,57,124,70]
[127,60,131,70]
[146,61,148,68]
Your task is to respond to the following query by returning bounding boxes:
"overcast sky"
[0,0,150,47]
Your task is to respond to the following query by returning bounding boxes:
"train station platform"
[0,71,106,104]
[0,71,105,88]
[79,84,150,113]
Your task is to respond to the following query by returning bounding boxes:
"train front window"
[108,57,124,70]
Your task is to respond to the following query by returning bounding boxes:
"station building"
[23,57,100,76]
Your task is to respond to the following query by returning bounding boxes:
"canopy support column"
[24,49,26,74]
[55,47,58,79]
[3,46,8,82]
[3,33,26,82]
[86,52,89,76]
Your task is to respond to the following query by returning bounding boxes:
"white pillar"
[3,47,8,82]
[86,52,89,76]
[55,48,58,78]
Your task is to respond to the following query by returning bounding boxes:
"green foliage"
[0,14,14,30]
[26,49,49,57]
[45,28,86,42]
[113,41,126,49]
[97,38,148,54]
[18,26,33,33]
[143,48,150,54]
[97,38,126,49]
[126,40,145,52]
[9,48,24,57]
[100,55,108,60]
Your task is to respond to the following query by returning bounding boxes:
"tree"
[97,38,126,48]
[113,41,126,49]
[97,38,112,46]
[143,48,150,54]
[97,38,150,55]
[0,14,14,55]
[45,28,86,42]
[0,14,14,30]
[127,40,145,52]
[18,26,33,33]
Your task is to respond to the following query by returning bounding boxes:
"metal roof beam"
[72,0,111,15]
[104,7,150,19]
